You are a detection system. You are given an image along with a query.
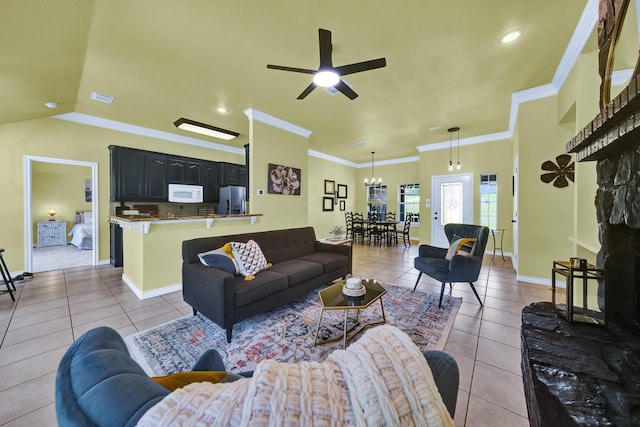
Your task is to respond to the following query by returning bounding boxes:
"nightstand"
[37,221,67,247]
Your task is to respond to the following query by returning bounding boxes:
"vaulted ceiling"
[2,1,635,164]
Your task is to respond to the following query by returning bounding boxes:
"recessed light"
[500,30,522,44]
[429,125,442,131]
[217,107,228,113]
[355,141,368,146]
[44,101,58,109]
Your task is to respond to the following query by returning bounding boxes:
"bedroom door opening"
[24,156,99,273]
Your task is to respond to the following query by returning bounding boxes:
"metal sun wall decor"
[268,163,301,195]
[540,154,575,188]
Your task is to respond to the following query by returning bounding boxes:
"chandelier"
[448,126,461,172]
[364,151,382,186]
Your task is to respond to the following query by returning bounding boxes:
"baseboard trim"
[516,274,565,288]
[121,274,182,299]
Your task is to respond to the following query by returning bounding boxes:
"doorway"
[431,173,473,247]
[24,156,99,273]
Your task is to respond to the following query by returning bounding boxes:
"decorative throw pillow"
[231,240,271,281]
[197,242,240,275]
[151,371,228,391]
[445,234,477,260]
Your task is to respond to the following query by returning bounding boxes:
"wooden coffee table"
[313,278,387,349]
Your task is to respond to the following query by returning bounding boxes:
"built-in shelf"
[569,234,600,254]
[109,214,262,235]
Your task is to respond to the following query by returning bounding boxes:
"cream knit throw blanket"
[137,325,454,426]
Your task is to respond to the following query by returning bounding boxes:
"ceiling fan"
[267,28,386,100]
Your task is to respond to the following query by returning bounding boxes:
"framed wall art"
[337,184,347,199]
[339,200,346,211]
[323,196,334,211]
[324,179,335,195]
[268,163,301,195]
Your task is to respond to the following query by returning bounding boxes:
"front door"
[431,173,473,247]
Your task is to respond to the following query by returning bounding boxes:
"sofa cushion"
[234,271,288,307]
[268,259,323,286]
[298,252,348,274]
[231,240,271,280]
[197,243,239,275]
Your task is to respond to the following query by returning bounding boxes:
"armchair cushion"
[445,235,476,260]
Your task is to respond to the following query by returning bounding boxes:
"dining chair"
[394,213,413,247]
[351,212,367,244]
[344,211,353,239]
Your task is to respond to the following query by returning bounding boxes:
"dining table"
[352,218,400,246]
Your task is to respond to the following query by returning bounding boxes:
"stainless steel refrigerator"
[217,186,246,215]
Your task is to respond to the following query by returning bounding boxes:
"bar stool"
[0,249,16,301]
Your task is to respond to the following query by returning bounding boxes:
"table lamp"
[48,208,57,221]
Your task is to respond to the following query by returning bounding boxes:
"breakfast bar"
[109,213,263,299]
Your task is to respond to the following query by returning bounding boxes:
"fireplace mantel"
[566,73,640,162]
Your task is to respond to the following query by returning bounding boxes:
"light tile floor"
[0,243,560,425]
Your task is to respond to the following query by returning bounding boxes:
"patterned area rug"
[125,283,461,376]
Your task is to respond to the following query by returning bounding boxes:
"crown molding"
[244,108,312,138]
[54,112,244,155]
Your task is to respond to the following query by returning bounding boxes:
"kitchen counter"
[110,213,262,234]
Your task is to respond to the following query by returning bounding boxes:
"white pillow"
[83,211,93,224]
[230,240,270,280]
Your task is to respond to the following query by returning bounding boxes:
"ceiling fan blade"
[555,154,572,168]
[297,83,317,99]
[553,175,569,188]
[335,58,387,76]
[318,29,333,68]
[267,64,316,74]
[335,80,358,100]
[540,172,556,183]
[541,160,557,172]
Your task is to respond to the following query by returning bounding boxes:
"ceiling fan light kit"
[173,117,239,140]
[267,28,386,100]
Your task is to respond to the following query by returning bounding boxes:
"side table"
[490,228,505,261]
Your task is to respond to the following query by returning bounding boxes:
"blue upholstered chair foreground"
[414,223,489,307]
[56,326,459,425]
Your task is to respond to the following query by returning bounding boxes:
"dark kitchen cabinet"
[110,145,245,203]
[186,161,203,185]
[203,161,220,203]
[168,158,186,184]
[219,162,240,185]
[110,146,144,201]
[144,154,168,201]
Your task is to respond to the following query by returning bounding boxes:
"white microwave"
[168,184,203,203]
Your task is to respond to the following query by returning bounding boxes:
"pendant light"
[447,127,461,171]
[364,151,382,186]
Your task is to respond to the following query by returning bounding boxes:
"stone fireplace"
[521,14,640,423]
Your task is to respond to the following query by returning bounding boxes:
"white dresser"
[37,221,67,247]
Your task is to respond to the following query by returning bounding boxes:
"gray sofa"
[182,226,352,342]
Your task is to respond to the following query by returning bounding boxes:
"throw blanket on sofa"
[137,325,454,426]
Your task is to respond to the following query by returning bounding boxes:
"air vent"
[90,91,114,104]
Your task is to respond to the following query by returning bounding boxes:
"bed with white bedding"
[69,211,93,250]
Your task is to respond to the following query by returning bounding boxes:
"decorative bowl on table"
[343,277,366,297]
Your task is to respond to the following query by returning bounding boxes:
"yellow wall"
[515,96,575,279]
[416,139,514,252]
[307,156,357,239]
[0,117,243,271]
[32,162,92,243]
